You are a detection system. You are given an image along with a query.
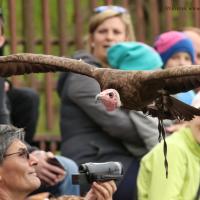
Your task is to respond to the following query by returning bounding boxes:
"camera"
[72,161,123,185]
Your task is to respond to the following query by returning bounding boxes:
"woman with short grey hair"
[0,124,116,200]
[0,124,40,200]
[0,125,25,162]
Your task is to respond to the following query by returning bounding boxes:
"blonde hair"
[88,9,135,52]
[182,26,200,36]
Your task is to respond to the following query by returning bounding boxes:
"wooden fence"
[4,0,200,151]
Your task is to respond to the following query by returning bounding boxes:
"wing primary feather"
[0,53,98,78]
[144,65,200,81]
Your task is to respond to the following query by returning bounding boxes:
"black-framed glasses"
[4,148,30,160]
[94,5,127,14]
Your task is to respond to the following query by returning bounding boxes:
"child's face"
[165,52,192,68]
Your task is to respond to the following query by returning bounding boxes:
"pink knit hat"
[154,31,195,65]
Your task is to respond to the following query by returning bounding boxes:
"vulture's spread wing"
[142,65,200,94]
[0,53,100,78]
[2,54,200,97]
[2,54,200,110]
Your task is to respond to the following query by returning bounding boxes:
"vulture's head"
[95,89,122,111]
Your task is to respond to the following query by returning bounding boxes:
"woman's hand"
[31,150,66,186]
[85,181,117,200]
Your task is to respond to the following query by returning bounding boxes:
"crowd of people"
[0,4,200,200]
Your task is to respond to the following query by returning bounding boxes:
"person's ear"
[0,35,5,47]
[89,35,94,46]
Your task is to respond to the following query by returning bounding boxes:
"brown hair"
[181,27,200,36]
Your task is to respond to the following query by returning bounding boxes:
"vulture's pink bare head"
[95,89,122,111]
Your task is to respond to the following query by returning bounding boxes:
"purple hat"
[154,31,195,65]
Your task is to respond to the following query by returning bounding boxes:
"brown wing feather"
[2,54,200,112]
[1,55,200,95]
[163,76,200,94]
[142,65,200,94]
[0,53,100,78]
[0,53,134,93]
[146,95,200,120]
[167,96,200,120]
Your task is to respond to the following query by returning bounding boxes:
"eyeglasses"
[4,148,30,160]
[94,5,127,14]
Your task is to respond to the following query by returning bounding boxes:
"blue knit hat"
[154,31,195,65]
[107,42,163,71]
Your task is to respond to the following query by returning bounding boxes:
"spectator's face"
[0,139,40,195]
[184,31,200,64]
[165,52,192,68]
[90,16,127,63]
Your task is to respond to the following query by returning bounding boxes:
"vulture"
[1,52,200,177]
[0,53,200,121]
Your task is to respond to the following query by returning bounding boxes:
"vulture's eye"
[108,92,114,98]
